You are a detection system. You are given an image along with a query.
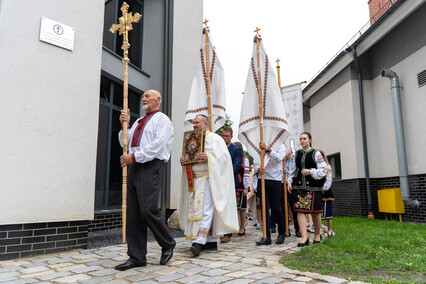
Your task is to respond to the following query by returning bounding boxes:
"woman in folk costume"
[318,149,335,237]
[287,132,327,247]
[234,142,250,235]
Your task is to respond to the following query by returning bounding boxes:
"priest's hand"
[259,141,268,151]
[119,109,130,124]
[196,152,207,163]
[180,156,184,164]
[257,167,265,175]
[120,154,134,167]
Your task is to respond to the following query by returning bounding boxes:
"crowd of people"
[114,89,335,270]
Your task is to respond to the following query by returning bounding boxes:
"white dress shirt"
[118,112,174,163]
[253,144,286,182]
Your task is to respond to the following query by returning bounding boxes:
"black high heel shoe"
[297,238,309,247]
[238,229,245,236]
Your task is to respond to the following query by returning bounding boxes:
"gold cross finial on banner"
[203,19,209,26]
[254,27,261,34]
[276,58,281,67]
[110,2,142,65]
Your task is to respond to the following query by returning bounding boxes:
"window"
[103,0,144,68]
[95,76,141,209]
[328,153,342,180]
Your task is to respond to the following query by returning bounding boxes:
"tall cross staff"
[203,19,213,131]
[276,58,290,237]
[254,27,268,239]
[110,2,142,243]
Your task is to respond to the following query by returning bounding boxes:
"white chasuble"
[178,131,239,239]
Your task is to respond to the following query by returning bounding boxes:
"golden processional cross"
[110,2,142,244]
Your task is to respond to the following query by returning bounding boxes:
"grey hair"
[195,114,209,125]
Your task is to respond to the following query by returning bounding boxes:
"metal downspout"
[352,48,374,218]
[161,0,172,220]
[381,69,420,208]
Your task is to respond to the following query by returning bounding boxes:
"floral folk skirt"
[293,189,323,214]
[236,188,247,210]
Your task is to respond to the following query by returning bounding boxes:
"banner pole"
[276,58,290,237]
[203,19,213,132]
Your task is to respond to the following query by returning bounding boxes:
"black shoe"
[160,246,174,265]
[271,228,277,233]
[297,238,309,247]
[202,242,218,251]
[276,234,285,244]
[255,238,271,245]
[295,230,302,238]
[190,243,203,256]
[238,229,246,236]
[114,259,146,271]
[313,240,321,244]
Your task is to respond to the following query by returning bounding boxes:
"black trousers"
[270,189,296,234]
[257,179,286,239]
[126,159,175,263]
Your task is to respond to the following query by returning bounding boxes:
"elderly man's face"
[142,91,160,112]
[193,116,208,130]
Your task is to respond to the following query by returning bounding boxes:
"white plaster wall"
[364,46,426,177]
[170,0,203,209]
[0,0,104,224]
[310,81,360,180]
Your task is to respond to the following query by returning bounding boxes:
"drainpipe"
[381,69,419,208]
[352,48,374,218]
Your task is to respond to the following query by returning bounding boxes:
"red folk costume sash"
[131,110,160,148]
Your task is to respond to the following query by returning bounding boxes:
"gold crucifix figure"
[110,2,142,66]
[276,58,281,68]
[109,2,142,244]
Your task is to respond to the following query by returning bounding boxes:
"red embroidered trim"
[186,164,194,192]
[131,153,136,163]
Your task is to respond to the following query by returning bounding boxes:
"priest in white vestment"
[178,114,239,256]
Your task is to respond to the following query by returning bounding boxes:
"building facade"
[0,0,202,260]
[303,0,425,222]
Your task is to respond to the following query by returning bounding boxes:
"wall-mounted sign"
[40,17,75,51]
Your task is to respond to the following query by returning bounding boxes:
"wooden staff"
[110,2,142,243]
[203,19,213,131]
[254,27,267,239]
[276,58,290,237]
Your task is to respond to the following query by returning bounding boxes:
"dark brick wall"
[89,212,122,232]
[0,220,88,261]
[332,174,426,223]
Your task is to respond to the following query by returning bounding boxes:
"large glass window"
[95,76,141,209]
[103,0,144,68]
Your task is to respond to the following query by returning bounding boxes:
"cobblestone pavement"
[0,221,367,283]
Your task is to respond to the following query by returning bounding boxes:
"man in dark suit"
[220,127,242,243]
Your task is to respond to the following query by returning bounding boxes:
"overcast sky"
[203,0,370,138]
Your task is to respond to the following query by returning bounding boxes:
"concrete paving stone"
[244,272,274,280]
[294,276,313,282]
[274,272,297,280]
[175,274,210,283]
[88,268,117,277]
[314,275,347,284]
[134,281,158,284]
[19,270,56,279]
[205,261,233,269]
[283,282,308,284]
[114,269,140,278]
[257,277,285,284]
[180,266,208,276]
[202,276,233,283]
[168,260,189,267]
[301,271,322,278]
[189,258,214,266]
[21,262,47,268]
[48,262,75,269]
[36,271,72,281]
[136,264,164,273]
[126,272,159,282]
[0,271,20,282]
[152,266,184,275]
[7,279,39,284]
[200,268,229,276]
[242,266,268,273]
[217,256,241,262]
[56,264,87,272]
[223,279,254,284]
[224,271,252,278]
[240,257,262,265]
[176,263,199,269]
[154,272,185,282]
[53,274,92,283]
[348,281,369,284]
[0,266,20,273]
[20,267,49,274]
[0,261,31,268]
[72,265,103,274]
[80,276,115,283]
[104,280,130,284]
[224,263,249,272]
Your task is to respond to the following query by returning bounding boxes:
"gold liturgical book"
[182,129,206,164]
